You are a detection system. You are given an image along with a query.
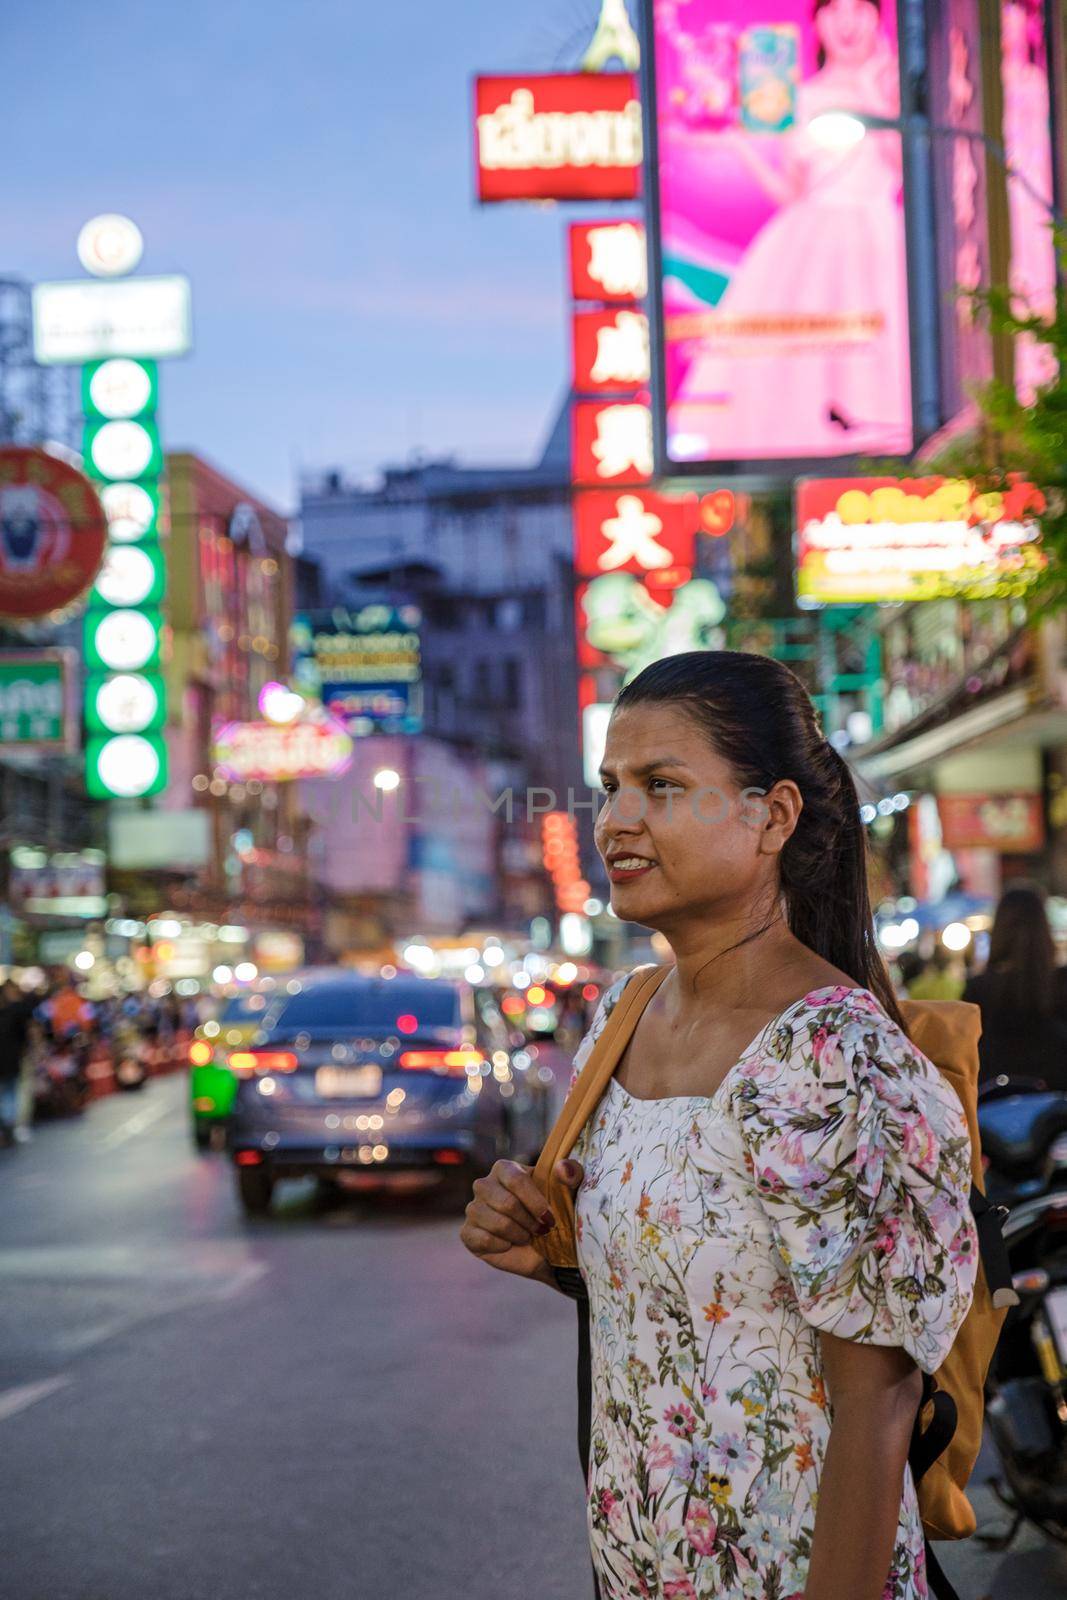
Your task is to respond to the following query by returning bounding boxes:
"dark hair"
[985,881,1056,1014]
[614,649,904,1027]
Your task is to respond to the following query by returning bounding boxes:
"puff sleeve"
[734,988,978,1374]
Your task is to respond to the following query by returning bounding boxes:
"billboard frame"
[638,0,933,483]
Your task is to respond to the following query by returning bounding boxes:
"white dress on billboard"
[672,58,913,460]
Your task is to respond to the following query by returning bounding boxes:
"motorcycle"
[33,1035,91,1118]
[111,1020,149,1092]
[977,1078,1067,1545]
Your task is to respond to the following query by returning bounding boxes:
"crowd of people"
[0,976,197,1146]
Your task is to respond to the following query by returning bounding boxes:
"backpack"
[532,966,1017,1600]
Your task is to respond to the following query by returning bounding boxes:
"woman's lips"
[607,857,657,883]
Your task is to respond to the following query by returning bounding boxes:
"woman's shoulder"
[733,983,972,1180]
[738,982,950,1107]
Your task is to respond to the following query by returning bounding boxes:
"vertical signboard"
[82,355,169,798]
[1000,0,1057,402]
[928,0,994,418]
[644,0,914,470]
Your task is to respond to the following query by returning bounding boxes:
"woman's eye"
[648,777,680,794]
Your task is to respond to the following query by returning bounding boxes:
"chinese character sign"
[573,308,651,393]
[574,490,698,576]
[569,221,648,301]
[647,0,913,467]
[572,400,654,485]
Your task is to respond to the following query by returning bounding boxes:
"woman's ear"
[758,779,803,856]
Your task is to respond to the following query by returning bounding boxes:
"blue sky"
[3,0,617,508]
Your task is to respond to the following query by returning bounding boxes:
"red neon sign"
[474,74,642,203]
[572,307,650,395]
[573,489,697,577]
[569,220,647,303]
[572,399,654,487]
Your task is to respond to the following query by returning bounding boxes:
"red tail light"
[228,1049,298,1077]
[399,1047,484,1075]
[235,1150,263,1166]
[433,1150,465,1164]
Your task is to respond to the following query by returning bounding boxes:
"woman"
[963,882,1067,1090]
[461,651,976,1600]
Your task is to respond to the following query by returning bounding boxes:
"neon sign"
[796,477,1046,603]
[474,75,642,202]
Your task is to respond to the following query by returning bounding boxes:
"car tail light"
[235,1150,263,1166]
[433,1150,465,1164]
[399,1047,484,1075]
[189,1040,213,1066]
[228,1049,298,1076]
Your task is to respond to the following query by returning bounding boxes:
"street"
[0,1077,589,1600]
[2,1078,1066,1600]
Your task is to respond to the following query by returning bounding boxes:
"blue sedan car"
[227,971,555,1215]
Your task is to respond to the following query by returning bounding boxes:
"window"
[267,980,461,1034]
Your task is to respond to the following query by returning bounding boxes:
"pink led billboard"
[647,0,914,469]
[1001,0,1057,403]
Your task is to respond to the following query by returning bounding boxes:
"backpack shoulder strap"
[531,963,669,1265]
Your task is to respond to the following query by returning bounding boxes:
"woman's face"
[815,0,882,67]
[594,703,796,932]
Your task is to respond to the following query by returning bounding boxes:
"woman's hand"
[460,1158,584,1284]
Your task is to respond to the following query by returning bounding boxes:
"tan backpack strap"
[531,963,669,1266]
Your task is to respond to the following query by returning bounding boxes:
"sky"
[3,0,619,510]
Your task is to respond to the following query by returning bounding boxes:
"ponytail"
[783,741,903,1028]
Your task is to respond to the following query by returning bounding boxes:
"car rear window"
[268,982,461,1033]
[220,993,269,1023]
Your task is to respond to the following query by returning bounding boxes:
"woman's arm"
[803,1332,923,1600]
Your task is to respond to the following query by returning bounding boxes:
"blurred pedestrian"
[0,979,45,1145]
[892,948,923,997]
[904,943,964,1002]
[963,881,1067,1088]
[43,974,93,1042]
[461,649,977,1600]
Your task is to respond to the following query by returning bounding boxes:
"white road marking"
[97,1098,172,1149]
[211,1261,268,1300]
[0,1374,72,1423]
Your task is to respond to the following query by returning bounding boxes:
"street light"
[807,109,1063,226]
[372,767,401,792]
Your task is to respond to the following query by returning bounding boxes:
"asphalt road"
[1,1075,1065,1600]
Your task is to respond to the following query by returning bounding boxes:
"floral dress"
[570,980,978,1600]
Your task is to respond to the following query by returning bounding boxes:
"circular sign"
[91,609,159,671]
[94,545,157,608]
[0,446,108,622]
[88,359,153,420]
[93,673,161,734]
[88,420,155,481]
[77,214,144,278]
[100,482,156,542]
[96,733,161,797]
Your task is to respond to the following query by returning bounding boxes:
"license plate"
[1046,1286,1067,1365]
[315,1065,382,1099]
